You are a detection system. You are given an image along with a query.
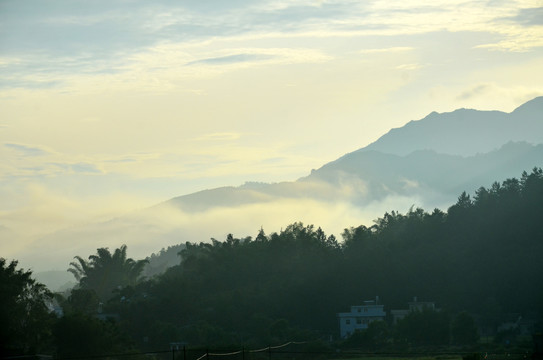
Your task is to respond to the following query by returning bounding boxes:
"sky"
[1,0,543,272]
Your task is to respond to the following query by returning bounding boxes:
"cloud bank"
[4,187,432,272]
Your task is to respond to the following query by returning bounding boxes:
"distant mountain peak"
[511,95,543,115]
[361,96,542,157]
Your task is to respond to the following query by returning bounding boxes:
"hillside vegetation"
[2,169,542,356]
[111,168,543,350]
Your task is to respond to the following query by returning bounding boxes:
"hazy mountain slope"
[34,270,75,293]
[166,141,543,212]
[167,185,275,212]
[362,96,543,156]
[305,141,543,202]
[169,96,542,210]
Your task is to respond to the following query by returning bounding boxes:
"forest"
[1,168,543,358]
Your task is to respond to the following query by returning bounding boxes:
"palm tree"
[68,245,148,300]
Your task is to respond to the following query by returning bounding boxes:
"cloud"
[0,79,61,90]
[194,132,244,141]
[457,84,492,100]
[187,53,276,66]
[400,177,420,190]
[5,186,432,272]
[0,160,450,272]
[181,47,333,71]
[0,180,161,268]
[246,0,363,30]
[260,157,286,164]
[0,52,124,90]
[359,47,414,54]
[1,0,541,95]
[396,63,422,71]
[5,143,50,156]
[51,162,102,174]
[504,7,543,26]
[104,157,138,164]
[451,82,543,111]
[2,148,104,178]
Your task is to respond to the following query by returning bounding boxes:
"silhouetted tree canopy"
[451,311,479,347]
[0,258,54,355]
[68,244,148,301]
[54,313,136,358]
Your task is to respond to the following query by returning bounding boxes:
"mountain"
[307,141,543,197]
[34,270,76,293]
[166,96,543,211]
[362,96,543,156]
[24,97,543,282]
[165,141,543,213]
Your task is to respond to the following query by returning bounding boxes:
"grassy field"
[329,356,463,360]
[328,354,530,360]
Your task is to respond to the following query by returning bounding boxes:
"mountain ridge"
[359,96,543,157]
[166,141,543,212]
[165,96,543,211]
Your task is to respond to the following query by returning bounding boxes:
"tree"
[341,225,372,251]
[342,320,390,351]
[395,308,450,347]
[54,313,136,358]
[0,258,54,355]
[451,311,479,347]
[68,245,148,301]
[447,191,473,221]
[61,288,100,315]
[105,169,543,349]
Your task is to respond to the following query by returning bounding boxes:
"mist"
[5,177,439,274]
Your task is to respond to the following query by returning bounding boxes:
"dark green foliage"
[61,288,100,315]
[0,258,55,355]
[342,320,391,350]
[53,313,135,358]
[115,223,341,348]
[68,244,148,301]
[109,169,543,350]
[395,308,451,347]
[143,243,186,278]
[451,311,479,347]
[493,327,520,346]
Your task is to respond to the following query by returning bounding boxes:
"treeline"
[2,168,543,357]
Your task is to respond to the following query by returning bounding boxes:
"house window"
[345,319,350,325]
[364,308,368,312]
[356,318,362,324]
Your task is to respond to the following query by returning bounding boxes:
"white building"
[391,297,436,324]
[337,298,386,338]
[408,296,435,312]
